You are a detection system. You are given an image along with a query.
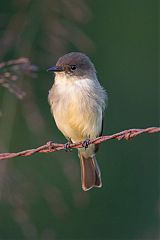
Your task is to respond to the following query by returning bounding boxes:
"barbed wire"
[0,127,159,161]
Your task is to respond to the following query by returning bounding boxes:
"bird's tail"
[79,152,102,191]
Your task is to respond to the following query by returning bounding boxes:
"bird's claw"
[64,142,72,152]
[82,139,90,149]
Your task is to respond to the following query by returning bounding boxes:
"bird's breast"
[49,79,103,142]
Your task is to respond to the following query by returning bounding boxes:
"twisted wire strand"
[0,127,159,161]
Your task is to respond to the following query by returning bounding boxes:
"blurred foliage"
[0,0,159,239]
[0,57,38,99]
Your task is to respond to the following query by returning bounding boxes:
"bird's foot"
[64,139,73,152]
[82,139,90,149]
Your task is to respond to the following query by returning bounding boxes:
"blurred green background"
[0,0,159,239]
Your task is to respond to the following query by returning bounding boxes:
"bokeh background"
[0,0,159,239]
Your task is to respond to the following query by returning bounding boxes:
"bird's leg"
[64,138,73,152]
[82,138,90,149]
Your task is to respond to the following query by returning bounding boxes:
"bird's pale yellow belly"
[52,95,102,143]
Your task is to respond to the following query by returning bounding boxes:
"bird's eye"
[70,65,77,71]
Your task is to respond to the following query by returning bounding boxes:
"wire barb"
[0,127,159,161]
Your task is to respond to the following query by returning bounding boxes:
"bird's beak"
[47,66,64,72]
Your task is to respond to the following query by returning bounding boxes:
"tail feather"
[79,153,102,191]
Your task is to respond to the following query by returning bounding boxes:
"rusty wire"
[0,127,159,161]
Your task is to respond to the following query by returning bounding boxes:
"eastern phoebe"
[48,52,107,191]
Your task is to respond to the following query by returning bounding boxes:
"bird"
[48,52,107,191]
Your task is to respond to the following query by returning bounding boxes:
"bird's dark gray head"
[47,52,96,78]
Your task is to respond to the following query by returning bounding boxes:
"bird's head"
[47,52,96,80]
